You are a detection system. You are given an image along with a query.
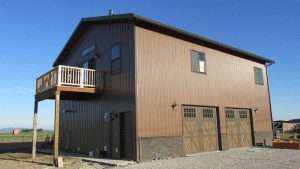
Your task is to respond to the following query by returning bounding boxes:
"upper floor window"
[81,45,96,57]
[191,50,206,73]
[82,58,96,69]
[254,67,264,85]
[111,43,121,74]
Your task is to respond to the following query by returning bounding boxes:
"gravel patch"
[114,148,300,169]
[0,148,299,169]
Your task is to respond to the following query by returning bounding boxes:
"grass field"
[279,132,297,140]
[0,131,53,143]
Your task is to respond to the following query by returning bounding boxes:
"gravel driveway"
[115,148,300,169]
[0,148,299,169]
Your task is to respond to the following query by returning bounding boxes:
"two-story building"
[32,13,274,162]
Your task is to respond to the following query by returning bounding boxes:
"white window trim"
[81,45,96,57]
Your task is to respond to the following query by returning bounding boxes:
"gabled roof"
[53,13,274,66]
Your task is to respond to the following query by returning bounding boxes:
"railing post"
[57,66,61,86]
[80,68,84,88]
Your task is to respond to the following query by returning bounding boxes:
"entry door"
[110,112,132,159]
[119,112,132,159]
[182,106,219,154]
[111,113,120,158]
[225,108,252,149]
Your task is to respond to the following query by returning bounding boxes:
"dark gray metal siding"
[58,23,135,159]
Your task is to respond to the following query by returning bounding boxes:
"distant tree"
[37,128,44,132]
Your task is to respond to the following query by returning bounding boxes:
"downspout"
[265,62,274,139]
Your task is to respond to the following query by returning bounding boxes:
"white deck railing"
[36,65,104,94]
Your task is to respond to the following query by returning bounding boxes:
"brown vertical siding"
[58,23,136,159]
[135,26,272,138]
[56,19,272,160]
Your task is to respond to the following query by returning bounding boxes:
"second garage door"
[182,106,220,154]
[224,108,253,149]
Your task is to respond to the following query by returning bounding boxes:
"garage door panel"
[183,106,219,154]
[225,108,252,149]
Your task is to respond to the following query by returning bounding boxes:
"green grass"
[279,132,296,140]
[0,131,53,143]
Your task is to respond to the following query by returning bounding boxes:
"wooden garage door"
[225,108,252,149]
[182,106,219,154]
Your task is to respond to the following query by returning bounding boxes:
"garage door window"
[239,111,248,119]
[225,110,235,120]
[203,109,214,119]
[184,108,196,120]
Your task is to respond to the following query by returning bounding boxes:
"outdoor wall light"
[104,112,110,122]
[171,102,178,109]
[254,108,259,113]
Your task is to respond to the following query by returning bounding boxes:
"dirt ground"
[0,153,81,169]
[0,148,300,169]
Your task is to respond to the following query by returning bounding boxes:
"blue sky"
[0,0,299,129]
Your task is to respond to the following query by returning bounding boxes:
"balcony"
[35,65,105,101]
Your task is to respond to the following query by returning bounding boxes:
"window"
[184,107,196,120]
[82,58,96,69]
[191,50,206,73]
[81,45,96,57]
[239,111,248,119]
[111,43,121,74]
[225,110,235,119]
[82,62,89,69]
[203,109,214,118]
[88,58,96,69]
[254,67,264,85]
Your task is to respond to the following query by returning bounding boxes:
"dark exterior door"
[182,106,219,154]
[119,112,132,159]
[110,112,132,159]
[111,113,120,158]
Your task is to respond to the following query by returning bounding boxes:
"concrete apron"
[81,157,135,167]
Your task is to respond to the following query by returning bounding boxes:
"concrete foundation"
[139,136,184,161]
[254,131,273,147]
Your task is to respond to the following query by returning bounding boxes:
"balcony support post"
[53,90,61,166]
[32,99,38,160]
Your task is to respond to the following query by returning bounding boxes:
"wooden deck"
[35,65,105,101]
[32,65,106,164]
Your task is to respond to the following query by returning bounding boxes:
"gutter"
[265,62,274,138]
